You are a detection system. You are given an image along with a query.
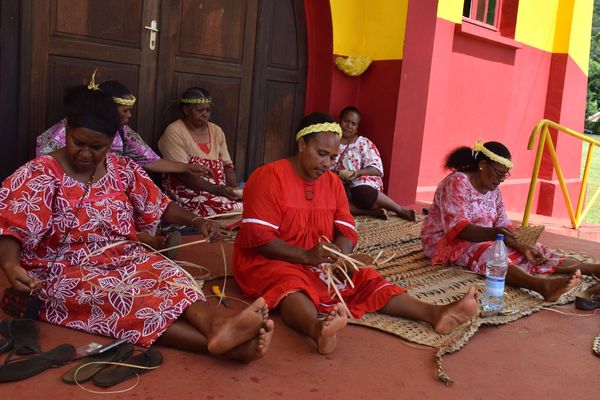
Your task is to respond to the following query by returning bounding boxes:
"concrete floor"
[1,229,599,400]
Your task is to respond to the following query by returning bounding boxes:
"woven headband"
[472,139,513,168]
[180,97,212,104]
[87,69,100,91]
[296,122,342,141]
[113,95,136,107]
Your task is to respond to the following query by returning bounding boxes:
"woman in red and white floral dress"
[419,140,600,302]
[158,87,242,217]
[332,106,415,221]
[0,85,272,361]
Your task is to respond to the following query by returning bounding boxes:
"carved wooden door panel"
[155,0,259,180]
[246,0,307,173]
[28,0,160,154]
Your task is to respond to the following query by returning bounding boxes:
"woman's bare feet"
[395,207,416,222]
[207,297,268,355]
[313,303,348,355]
[373,208,388,220]
[539,270,581,302]
[434,287,478,334]
[223,319,275,363]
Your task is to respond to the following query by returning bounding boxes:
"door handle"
[144,20,158,50]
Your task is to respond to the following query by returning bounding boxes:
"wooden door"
[0,0,21,180]
[155,0,259,180]
[27,0,160,155]
[246,0,307,173]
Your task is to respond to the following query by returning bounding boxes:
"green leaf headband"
[296,122,343,141]
[472,139,513,168]
[179,97,212,104]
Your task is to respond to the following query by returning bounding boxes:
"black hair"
[444,141,511,172]
[296,112,335,143]
[98,80,132,99]
[64,85,120,137]
[338,105,361,119]
[178,87,211,112]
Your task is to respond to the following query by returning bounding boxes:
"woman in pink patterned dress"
[158,87,243,217]
[419,141,600,302]
[0,85,272,361]
[332,106,415,221]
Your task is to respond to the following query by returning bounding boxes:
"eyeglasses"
[489,163,511,179]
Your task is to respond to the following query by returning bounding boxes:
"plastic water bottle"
[481,234,509,316]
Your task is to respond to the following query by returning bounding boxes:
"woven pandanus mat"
[349,215,599,383]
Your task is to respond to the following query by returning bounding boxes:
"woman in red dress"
[233,112,478,355]
[0,85,272,362]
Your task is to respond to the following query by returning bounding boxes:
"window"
[463,0,501,30]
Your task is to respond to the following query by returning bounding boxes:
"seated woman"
[332,106,415,221]
[233,112,477,355]
[0,85,272,362]
[158,87,242,217]
[420,140,600,302]
[36,78,209,251]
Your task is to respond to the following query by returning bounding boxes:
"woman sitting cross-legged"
[0,85,272,362]
[233,112,478,355]
[158,87,243,217]
[36,77,211,253]
[420,140,600,302]
[332,106,416,221]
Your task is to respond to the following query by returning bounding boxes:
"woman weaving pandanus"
[158,87,243,217]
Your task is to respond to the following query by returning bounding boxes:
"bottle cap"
[496,234,504,240]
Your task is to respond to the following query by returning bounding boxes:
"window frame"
[463,0,503,32]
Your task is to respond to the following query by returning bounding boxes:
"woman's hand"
[523,246,546,265]
[187,164,211,177]
[337,169,356,182]
[192,218,221,242]
[492,226,515,241]
[215,185,241,200]
[1,262,36,293]
[304,242,340,265]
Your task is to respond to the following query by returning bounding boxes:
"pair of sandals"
[62,343,162,387]
[574,283,600,310]
[0,318,75,383]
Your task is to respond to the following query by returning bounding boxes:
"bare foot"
[540,270,581,302]
[223,319,274,363]
[434,287,478,334]
[207,297,267,355]
[314,303,348,355]
[395,208,416,222]
[373,209,388,220]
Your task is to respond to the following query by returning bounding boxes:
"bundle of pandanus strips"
[322,246,392,319]
[593,333,600,357]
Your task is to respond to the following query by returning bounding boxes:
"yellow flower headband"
[113,95,136,107]
[179,97,212,104]
[296,122,342,141]
[472,139,513,168]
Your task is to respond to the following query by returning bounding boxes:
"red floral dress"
[0,155,203,346]
[233,159,405,318]
[332,136,384,190]
[420,172,562,274]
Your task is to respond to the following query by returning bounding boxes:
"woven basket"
[514,224,545,247]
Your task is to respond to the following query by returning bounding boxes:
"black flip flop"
[575,284,600,310]
[0,318,40,355]
[92,349,162,388]
[61,342,134,384]
[0,343,75,383]
[0,338,12,355]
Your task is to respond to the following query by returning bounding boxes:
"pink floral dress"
[0,155,202,346]
[36,119,160,167]
[420,172,562,274]
[332,136,384,190]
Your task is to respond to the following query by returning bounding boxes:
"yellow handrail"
[522,119,600,229]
